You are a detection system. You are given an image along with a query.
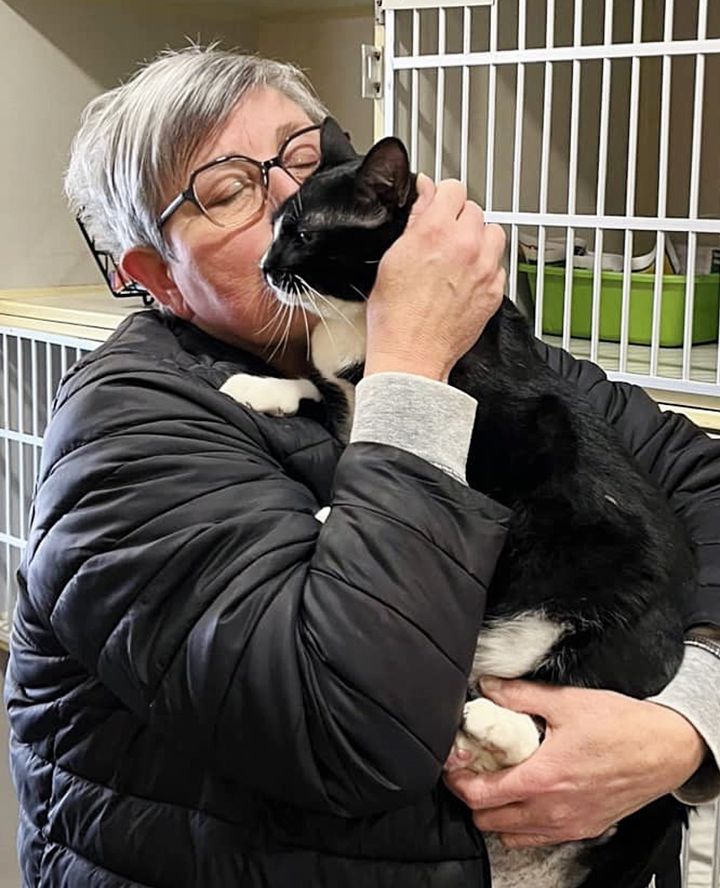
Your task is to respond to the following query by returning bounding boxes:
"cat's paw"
[220,374,321,416]
[451,698,541,773]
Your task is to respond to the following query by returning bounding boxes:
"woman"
[5,46,720,887]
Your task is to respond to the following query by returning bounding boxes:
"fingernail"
[456,748,471,761]
[480,677,502,694]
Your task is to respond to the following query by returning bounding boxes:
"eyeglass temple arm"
[157,193,187,229]
[74,215,154,306]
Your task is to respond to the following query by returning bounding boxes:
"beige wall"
[257,8,375,153]
[0,0,257,289]
[0,0,374,290]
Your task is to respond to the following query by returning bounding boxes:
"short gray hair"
[65,45,328,259]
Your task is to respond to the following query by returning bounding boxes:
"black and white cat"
[221,119,693,888]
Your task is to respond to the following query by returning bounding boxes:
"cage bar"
[649,0,675,378]
[3,334,10,608]
[619,0,644,374]
[410,10,420,167]
[508,0,527,306]
[589,0,614,366]
[435,7,446,180]
[459,6,471,185]
[484,0,498,211]
[17,337,25,540]
[391,37,720,69]
[683,0,706,381]
[533,0,555,340]
[562,0,584,353]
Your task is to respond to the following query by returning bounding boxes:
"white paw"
[220,374,321,416]
[314,506,331,524]
[454,698,541,772]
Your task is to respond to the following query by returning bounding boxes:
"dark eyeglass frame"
[75,215,154,306]
[156,122,323,231]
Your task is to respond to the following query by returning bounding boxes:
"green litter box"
[519,262,720,347]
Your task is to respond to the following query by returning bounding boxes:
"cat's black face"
[261,118,417,315]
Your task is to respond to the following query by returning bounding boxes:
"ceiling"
[88,0,374,13]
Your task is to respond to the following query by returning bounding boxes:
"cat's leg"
[447,611,568,773]
[450,698,541,773]
[220,373,321,416]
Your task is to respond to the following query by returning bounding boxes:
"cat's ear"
[319,117,359,168]
[356,138,412,209]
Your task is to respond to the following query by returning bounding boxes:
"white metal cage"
[377,0,720,882]
[0,327,96,645]
[380,0,720,403]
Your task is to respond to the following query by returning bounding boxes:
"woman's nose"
[267,166,301,207]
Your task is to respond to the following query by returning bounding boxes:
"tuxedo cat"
[222,118,693,888]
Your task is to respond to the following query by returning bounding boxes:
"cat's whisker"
[256,288,292,339]
[294,282,312,362]
[300,287,339,356]
[363,259,380,265]
[263,291,295,362]
[256,301,286,337]
[266,299,295,364]
[297,276,356,329]
[350,284,369,302]
[277,282,302,360]
[256,299,286,338]
[262,308,288,361]
[279,293,297,359]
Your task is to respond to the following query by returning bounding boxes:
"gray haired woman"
[4,45,719,888]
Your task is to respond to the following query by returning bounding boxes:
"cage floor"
[543,336,719,385]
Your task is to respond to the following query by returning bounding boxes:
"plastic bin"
[519,262,720,347]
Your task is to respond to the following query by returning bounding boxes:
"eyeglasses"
[156,123,322,231]
[75,215,154,306]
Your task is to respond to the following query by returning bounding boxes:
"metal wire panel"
[382,0,720,399]
[381,0,720,882]
[0,327,97,647]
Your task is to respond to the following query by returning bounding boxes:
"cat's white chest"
[219,300,366,434]
[310,300,366,379]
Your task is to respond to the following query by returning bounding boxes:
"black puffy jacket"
[5,310,720,887]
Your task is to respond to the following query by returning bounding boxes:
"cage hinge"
[361,44,383,100]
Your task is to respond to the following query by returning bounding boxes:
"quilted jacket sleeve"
[22,361,510,817]
[536,339,720,629]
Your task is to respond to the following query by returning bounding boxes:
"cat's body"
[223,119,692,888]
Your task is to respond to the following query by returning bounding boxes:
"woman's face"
[158,87,320,359]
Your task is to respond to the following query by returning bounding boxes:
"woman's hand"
[364,173,506,382]
[443,678,706,848]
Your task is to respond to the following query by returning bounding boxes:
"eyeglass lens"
[193,127,322,228]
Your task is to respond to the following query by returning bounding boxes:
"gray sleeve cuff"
[648,645,720,804]
[349,372,478,485]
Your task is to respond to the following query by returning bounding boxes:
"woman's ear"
[120,248,192,319]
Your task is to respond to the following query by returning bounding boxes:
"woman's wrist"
[642,700,707,786]
[364,350,450,383]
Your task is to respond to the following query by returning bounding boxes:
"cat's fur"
[225,118,693,888]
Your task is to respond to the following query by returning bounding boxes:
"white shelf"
[0,287,142,343]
